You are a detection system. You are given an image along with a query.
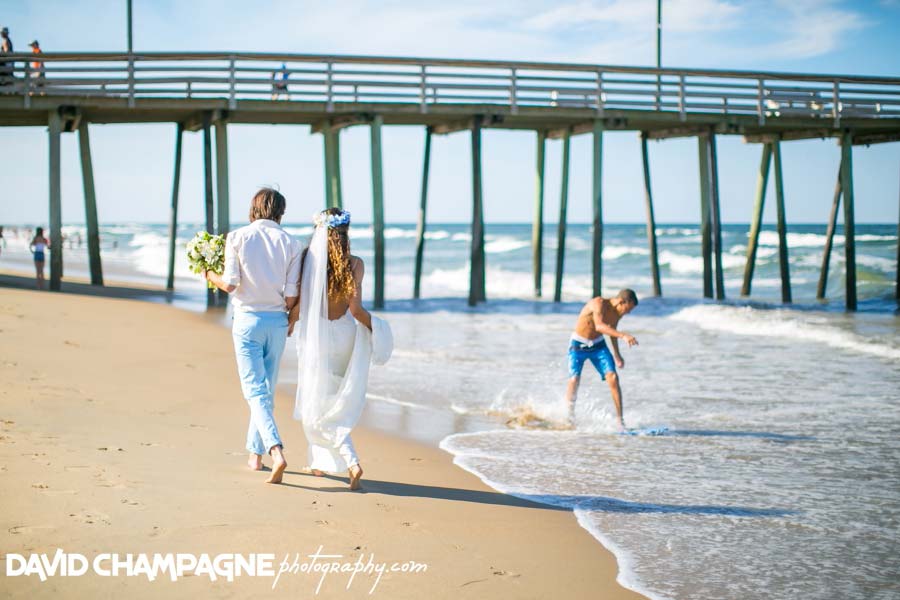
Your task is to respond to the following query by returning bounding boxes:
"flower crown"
[313,209,351,229]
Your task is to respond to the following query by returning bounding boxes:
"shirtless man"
[565,289,639,431]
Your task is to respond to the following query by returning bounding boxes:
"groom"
[204,188,302,484]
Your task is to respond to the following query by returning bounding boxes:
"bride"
[291,207,392,491]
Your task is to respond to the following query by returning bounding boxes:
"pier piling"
[533,130,546,298]
[816,167,842,300]
[741,143,772,296]
[202,118,215,308]
[640,132,661,296]
[48,110,62,291]
[413,126,432,299]
[468,116,486,306]
[592,120,604,298]
[370,114,386,309]
[214,118,230,305]
[840,132,857,311]
[697,134,713,299]
[322,121,343,209]
[708,133,726,300]
[772,138,791,304]
[772,138,792,303]
[166,124,184,291]
[554,129,571,303]
[77,122,103,286]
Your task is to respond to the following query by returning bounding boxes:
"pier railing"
[2,52,900,124]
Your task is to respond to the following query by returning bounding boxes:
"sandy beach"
[0,281,644,599]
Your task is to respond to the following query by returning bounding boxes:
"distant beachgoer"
[28,40,44,89]
[30,227,49,290]
[204,188,302,484]
[564,289,639,430]
[0,27,13,85]
[271,63,289,100]
[0,225,5,257]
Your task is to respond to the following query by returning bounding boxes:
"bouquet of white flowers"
[186,231,225,289]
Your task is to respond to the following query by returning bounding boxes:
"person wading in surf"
[564,289,639,431]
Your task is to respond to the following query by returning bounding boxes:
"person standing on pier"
[0,27,13,85]
[564,289,639,431]
[204,188,303,484]
[28,40,44,89]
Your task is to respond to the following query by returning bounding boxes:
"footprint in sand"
[8,525,55,535]
[315,519,330,526]
[31,483,49,489]
[490,567,521,578]
[140,442,161,447]
[376,502,399,513]
[120,498,142,507]
[189,424,209,431]
[69,510,111,526]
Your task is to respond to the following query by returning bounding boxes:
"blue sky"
[1,0,899,225]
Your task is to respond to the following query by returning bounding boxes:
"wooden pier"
[1,52,898,310]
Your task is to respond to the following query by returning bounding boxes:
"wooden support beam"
[640,132,661,296]
[370,114,386,310]
[816,168,842,300]
[708,133,726,300]
[772,138,792,303]
[468,116,486,306]
[310,114,368,134]
[697,134,713,298]
[743,129,834,144]
[413,126,432,300]
[77,121,103,286]
[741,143,772,296]
[48,110,63,291]
[840,131,857,311]
[202,117,215,308]
[166,123,184,291]
[592,120,604,297]
[896,159,899,309]
[431,119,476,135]
[555,129,571,303]
[645,126,712,140]
[533,130,546,297]
[214,118,230,305]
[850,131,900,146]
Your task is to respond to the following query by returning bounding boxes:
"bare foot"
[348,464,363,491]
[248,454,263,471]
[311,469,325,477]
[267,447,287,484]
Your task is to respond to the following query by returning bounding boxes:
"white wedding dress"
[293,225,392,473]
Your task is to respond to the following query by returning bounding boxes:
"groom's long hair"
[324,208,356,302]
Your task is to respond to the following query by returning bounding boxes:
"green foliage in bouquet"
[186,231,226,289]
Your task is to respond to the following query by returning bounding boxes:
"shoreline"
[0,281,646,599]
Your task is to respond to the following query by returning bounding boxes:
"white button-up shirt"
[221,219,302,312]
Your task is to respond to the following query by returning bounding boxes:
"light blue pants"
[231,310,288,455]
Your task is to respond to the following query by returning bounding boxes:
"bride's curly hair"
[323,208,356,302]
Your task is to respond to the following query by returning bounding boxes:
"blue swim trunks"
[567,335,616,380]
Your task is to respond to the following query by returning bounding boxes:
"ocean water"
[1,222,898,599]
